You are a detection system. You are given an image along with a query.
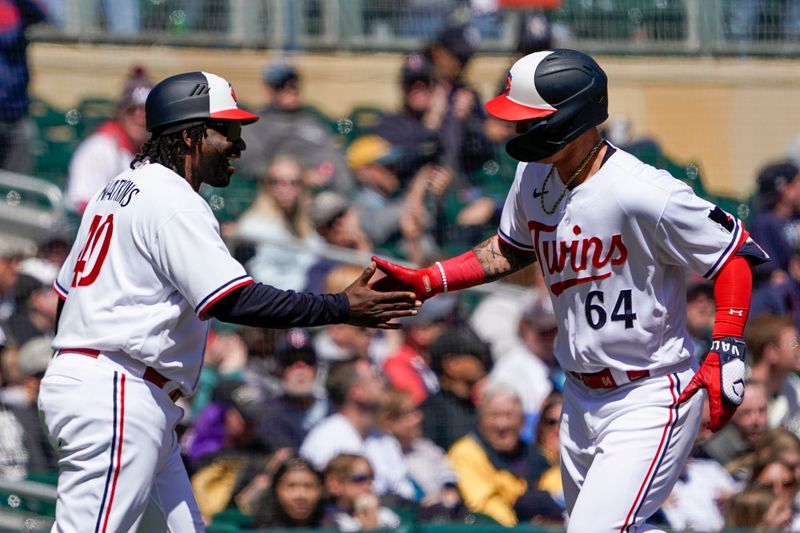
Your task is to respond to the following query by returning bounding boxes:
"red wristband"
[425,250,486,294]
[712,255,752,339]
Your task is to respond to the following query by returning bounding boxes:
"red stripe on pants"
[102,373,126,533]
[620,374,678,532]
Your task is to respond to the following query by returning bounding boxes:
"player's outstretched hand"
[371,256,435,301]
[343,262,420,329]
[678,336,746,432]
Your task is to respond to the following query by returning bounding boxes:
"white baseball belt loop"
[435,261,448,292]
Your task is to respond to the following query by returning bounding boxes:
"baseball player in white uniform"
[372,50,767,532]
[39,71,419,533]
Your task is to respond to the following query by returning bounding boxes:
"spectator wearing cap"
[1,335,57,474]
[238,61,353,195]
[234,154,321,291]
[65,65,154,214]
[420,26,499,253]
[422,24,493,184]
[304,191,372,294]
[420,323,493,451]
[447,384,562,526]
[373,53,447,185]
[348,133,440,263]
[685,282,715,359]
[749,161,800,286]
[0,258,58,386]
[375,52,501,256]
[382,293,459,405]
[257,328,328,450]
[488,293,561,442]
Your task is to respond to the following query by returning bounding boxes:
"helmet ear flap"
[504,93,609,162]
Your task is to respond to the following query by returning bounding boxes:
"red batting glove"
[371,257,442,301]
[678,336,746,432]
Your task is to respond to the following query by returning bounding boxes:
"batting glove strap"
[714,336,746,406]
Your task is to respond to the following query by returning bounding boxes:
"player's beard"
[198,149,234,188]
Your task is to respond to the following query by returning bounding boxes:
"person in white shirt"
[65,66,153,214]
[489,291,560,440]
[300,358,416,501]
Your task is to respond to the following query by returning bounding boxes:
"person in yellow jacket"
[447,383,562,526]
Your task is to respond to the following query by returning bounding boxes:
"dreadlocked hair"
[131,123,207,174]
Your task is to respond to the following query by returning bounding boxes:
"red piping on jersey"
[52,283,67,301]
[197,278,255,319]
[101,373,126,533]
[715,225,749,275]
[621,374,678,532]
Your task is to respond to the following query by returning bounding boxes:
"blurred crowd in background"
[6,1,800,532]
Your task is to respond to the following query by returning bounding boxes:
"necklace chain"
[539,139,605,215]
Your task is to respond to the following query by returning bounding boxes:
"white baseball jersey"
[498,145,746,373]
[53,161,253,394]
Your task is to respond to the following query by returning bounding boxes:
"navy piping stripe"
[95,371,118,533]
[55,279,69,296]
[497,229,535,251]
[626,373,681,531]
[703,220,741,279]
[194,275,251,313]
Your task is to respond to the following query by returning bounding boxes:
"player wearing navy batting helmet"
[40,71,419,532]
[370,49,768,531]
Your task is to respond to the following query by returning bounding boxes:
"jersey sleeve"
[153,209,253,319]
[54,231,83,300]
[498,163,536,252]
[655,181,747,279]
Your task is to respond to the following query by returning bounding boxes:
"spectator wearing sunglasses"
[233,154,320,291]
[320,453,401,532]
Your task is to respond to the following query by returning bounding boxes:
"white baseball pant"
[38,351,205,532]
[560,362,704,533]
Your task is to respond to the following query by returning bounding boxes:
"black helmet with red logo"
[485,49,607,162]
[145,71,258,135]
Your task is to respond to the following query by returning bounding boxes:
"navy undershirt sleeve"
[206,282,350,327]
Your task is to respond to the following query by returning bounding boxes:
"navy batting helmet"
[145,71,258,135]
[485,49,607,162]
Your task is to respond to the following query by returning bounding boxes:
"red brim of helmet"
[485,94,557,121]
[209,108,259,124]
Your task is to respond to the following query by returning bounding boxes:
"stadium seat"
[76,97,117,137]
[28,97,80,185]
[200,178,258,223]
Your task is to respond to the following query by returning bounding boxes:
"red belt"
[55,348,182,401]
[570,368,650,389]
